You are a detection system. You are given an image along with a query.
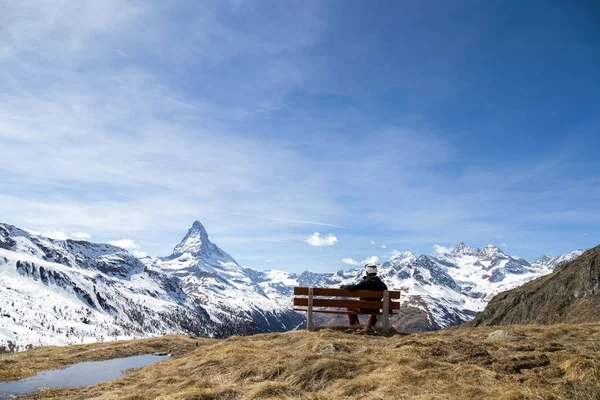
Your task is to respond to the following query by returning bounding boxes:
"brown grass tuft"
[245,382,304,399]
[173,387,240,400]
[564,359,600,383]
[287,358,357,391]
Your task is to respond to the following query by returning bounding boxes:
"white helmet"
[365,264,378,275]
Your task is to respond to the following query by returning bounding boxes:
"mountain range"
[0,220,585,350]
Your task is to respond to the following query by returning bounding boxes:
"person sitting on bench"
[340,263,388,328]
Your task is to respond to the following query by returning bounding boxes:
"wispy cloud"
[432,245,452,256]
[208,210,345,229]
[342,258,360,265]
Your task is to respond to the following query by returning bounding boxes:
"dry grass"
[3,324,600,400]
[0,335,210,381]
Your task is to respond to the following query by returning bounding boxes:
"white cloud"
[71,232,91,240]
[132,250,148,258]
[370,241,375,245]
[42,231,69,240]
[381,244,387,249]
[362,256,379,265]
[305,232,337,247]
[266,259,275,263]
[433,245,452,256]
[108,239,140,249]
[501,242,507,247]
[341,258,360,265]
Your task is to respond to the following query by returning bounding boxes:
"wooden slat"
[293,297,400,310]
[293,287,400,299]
[294,297,381,309]
[388,300,401,311]
[294,308,396,315]
[294,308,363,315]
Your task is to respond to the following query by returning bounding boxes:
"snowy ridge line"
[0,221,585,349]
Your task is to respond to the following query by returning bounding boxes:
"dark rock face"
[415,255,461,292]
[0,225,16,250]
[470,245,600,326]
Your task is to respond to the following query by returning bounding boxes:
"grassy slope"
[0,335,210,382]
[3,324,600,400]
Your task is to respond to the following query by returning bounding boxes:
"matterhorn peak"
[190,220,209,236]
[172,220,211,257]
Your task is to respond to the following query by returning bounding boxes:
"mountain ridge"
[0,221,302,350]
[0,220,588,349]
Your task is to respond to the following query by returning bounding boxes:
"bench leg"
[382,312,390,334]
[306,287,314,332]
[382,290,390,334]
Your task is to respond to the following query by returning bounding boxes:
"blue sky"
[1,0,599,272]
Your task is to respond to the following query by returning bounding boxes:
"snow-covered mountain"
[0,221,302,350]
[531,250,586,270]
[143,221,303,332]
[0,220,586,349]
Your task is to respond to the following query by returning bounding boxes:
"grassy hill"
[2,324,599,400]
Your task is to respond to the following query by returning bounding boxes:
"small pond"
[0,354,169,399]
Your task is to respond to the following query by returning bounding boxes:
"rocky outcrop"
[470,245,599,326]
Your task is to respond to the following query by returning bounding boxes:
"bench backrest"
[293,287,401,311]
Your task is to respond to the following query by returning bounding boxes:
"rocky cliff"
[470,245,600,326]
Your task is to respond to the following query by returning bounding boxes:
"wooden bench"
[293,287,401,334]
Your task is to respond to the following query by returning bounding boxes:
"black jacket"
[340,274,388,302]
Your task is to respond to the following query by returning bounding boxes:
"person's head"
[365,263,378,276]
